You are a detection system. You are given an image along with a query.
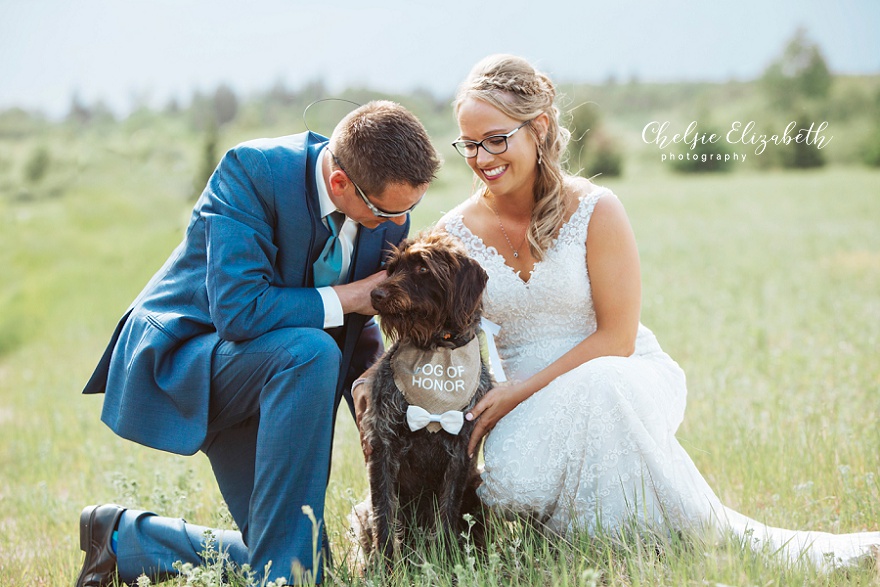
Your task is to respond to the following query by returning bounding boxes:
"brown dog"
[353,232,491,566]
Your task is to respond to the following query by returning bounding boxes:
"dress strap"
[444,207,494,264]
[557,187,611,248]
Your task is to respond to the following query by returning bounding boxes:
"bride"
[435,54,879,568]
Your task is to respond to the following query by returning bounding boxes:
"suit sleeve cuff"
[317,287,344,329]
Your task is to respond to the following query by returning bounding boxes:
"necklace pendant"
[513,252,519,258]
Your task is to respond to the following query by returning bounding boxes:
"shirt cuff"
[317,287,344,329]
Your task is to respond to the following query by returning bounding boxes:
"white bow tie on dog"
[406,405,464,435]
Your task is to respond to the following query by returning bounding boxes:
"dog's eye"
[417,265,429,275]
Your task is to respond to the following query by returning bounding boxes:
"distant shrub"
[24,146,51,184]
[671,127,733,174]
[0,108,46,138]
[585,133,623,178]
[781,136,826,169]
[863,90,880,167]
[566,104,623,177]
[566,102,602,172]
[778,115,826,169]
[826,84,871,122]
[862,130,880,168]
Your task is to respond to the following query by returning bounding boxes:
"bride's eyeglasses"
[452,119,533,158]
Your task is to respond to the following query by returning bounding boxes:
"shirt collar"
[315,148,337,219]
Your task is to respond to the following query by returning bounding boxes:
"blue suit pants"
[115,327,341,583]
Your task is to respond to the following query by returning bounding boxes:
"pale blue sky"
[1,0,878,118]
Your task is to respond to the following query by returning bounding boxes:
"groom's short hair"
[331,100,441,196]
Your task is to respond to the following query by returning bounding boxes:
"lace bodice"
[446,187,644,381]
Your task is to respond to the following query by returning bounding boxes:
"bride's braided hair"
[455,55,571,260]
[471,74,546,97]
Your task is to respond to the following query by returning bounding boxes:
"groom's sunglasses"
[326,148,421,218]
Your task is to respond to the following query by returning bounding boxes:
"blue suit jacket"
[82,132,407,455]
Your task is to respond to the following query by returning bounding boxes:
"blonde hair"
[454,54,571,260]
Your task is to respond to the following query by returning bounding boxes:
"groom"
[77,101,440,585]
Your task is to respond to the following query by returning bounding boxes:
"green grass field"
[0,137,878,585]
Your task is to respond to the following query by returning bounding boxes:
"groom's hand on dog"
[333,270,388,316]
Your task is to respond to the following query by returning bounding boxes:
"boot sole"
[75,505,100,587]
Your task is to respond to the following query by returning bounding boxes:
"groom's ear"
[327,169,354,212]
[328,169,349,198]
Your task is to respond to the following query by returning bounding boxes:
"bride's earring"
[537,146,543,166]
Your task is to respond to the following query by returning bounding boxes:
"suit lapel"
[305,134,331,284]
[337,218,408,397]
[347,226,385,284]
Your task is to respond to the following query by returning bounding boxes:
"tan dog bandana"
[392,336,482,433]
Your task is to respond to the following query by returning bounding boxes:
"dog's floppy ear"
[382,240,409,272]
[448,254,488,332]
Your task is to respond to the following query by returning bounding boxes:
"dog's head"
[372,231,488,349]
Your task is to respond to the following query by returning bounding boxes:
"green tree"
[761,28,832,110]
[66,92,93,125]
[194,123,218,198]
[190,86,239,130]
[213,84,239,127]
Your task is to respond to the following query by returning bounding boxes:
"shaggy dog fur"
[352,232,492,566]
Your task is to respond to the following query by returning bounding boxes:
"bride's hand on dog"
[333,271,388,316]
[466,381,526,458]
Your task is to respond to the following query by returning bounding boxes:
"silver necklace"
[487,201,528,259]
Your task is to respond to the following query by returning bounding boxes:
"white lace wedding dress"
[444,186,879,568]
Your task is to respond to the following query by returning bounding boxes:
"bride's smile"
[455,96,545,203]
[481,164,508,179]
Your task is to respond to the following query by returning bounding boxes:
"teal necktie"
[313,211,345,287]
